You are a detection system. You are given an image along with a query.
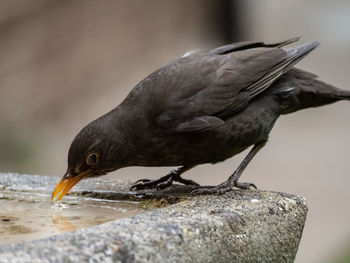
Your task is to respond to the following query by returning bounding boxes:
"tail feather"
[211,36,302,55]
[275,68,350,114]
[305,72,350,101]
[273,36,302,48]
[333,89,350,100]
[247,41,320,97]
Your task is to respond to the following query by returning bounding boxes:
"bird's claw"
[189,181,257,196]
[130,180,157,191]
[234,182,257,190]
[130,177,173,191]
[133,178,152,184]
[130,171,200,191]
[156,179,173,190]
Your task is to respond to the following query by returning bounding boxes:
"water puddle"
[0,189,149,245]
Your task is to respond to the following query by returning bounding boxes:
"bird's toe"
[156,180,173,191]
[134,178,152,184]
[189,186,220,196]
[130,180,157,191]
[234,182,257,190]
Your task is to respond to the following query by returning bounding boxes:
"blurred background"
[0,0,349,262]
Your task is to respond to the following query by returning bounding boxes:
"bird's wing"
[209,37,301,55]
[155,39,319,133]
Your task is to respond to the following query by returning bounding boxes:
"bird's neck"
[100,104,150,167]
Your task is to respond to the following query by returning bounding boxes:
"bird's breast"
[128,96,281,166]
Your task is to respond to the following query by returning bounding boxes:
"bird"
[52,37,350,201]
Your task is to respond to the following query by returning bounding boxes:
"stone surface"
[0,173,196,204]
[0,173,308,262]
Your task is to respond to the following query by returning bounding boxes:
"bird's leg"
[190,141,266,195]
[130,165,198,191]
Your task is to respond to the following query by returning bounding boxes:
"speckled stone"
[0,173,307,263]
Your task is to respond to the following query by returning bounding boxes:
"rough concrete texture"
[0,173,307,262]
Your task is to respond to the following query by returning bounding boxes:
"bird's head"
[52,119,124,201]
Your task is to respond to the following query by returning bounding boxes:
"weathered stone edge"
[0,174,308,263]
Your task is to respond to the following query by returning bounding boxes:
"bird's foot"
[130,174,200,191]
[190,181,257,196]
[173,176,200,187]
[130,175,172,191]
[234,181,257,190]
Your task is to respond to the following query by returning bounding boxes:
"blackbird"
[52,37,350,201]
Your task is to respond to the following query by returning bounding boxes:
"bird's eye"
[86,153,99,166]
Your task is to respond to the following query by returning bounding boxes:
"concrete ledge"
[0,173,307,262]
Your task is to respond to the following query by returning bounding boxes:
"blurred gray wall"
[0,0,232,173]
[238,2,350,263]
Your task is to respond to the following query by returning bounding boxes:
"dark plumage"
[52,37,350,200]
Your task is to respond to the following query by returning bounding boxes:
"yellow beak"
[51,173,85,201]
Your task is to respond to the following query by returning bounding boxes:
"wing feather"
[154,39,319,133]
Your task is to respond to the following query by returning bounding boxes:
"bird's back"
[123,38,318,130]
[113,38,326,166]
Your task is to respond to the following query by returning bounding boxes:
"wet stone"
[0,173,307,263]
[0,174,152,246]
